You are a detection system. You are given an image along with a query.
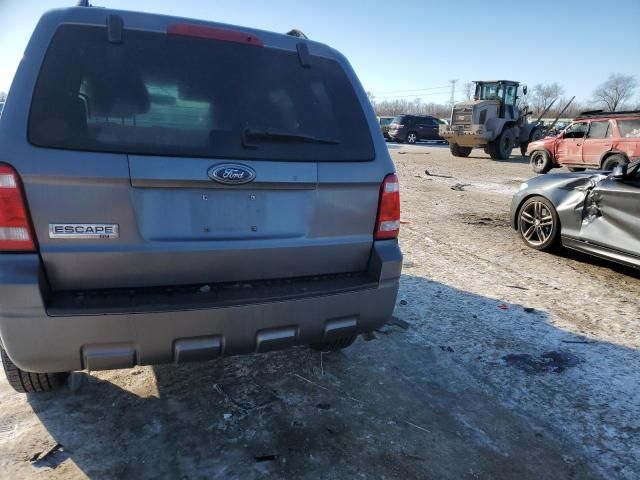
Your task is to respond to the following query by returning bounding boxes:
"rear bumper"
[0,242,402,373]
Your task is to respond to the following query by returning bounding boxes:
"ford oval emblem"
[207,163,256,185]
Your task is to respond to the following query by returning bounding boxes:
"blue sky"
[1,0,639,103]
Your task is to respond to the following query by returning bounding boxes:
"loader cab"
[474,80,519,119]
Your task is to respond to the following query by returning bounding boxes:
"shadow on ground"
[23,275,627,479]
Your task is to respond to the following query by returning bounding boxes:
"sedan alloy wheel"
[518,196,559,250]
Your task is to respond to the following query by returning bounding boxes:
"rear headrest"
[88,72,150,118]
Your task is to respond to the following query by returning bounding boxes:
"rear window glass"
[618,119,640,138]
[29,25,374,162]
[391,116,405,124]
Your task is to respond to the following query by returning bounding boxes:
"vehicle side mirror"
[610,164,627,179]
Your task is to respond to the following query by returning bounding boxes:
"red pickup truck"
[527,112,640,174]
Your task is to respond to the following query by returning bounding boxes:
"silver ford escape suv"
[0,6,402,393]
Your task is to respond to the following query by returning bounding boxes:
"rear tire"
[530,150,552,174]
[449,144,473,157]
[487,128,515,160]
[1,347,69,393]
[310,336,357,352]
[406,132,418,144]
[601,154,628,171]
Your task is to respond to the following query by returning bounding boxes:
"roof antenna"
[77,0,92,6]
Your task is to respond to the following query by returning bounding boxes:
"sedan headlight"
[519,182,529,191]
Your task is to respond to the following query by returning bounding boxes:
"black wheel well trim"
[530,149,548,156]
[502,122,518,135]
[531,148,558,165]
[529,148,552,162]
[599,150,628,167]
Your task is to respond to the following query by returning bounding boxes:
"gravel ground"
[0,143,638,479]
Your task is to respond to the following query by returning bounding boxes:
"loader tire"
[487,128,515,160]
[449,144,473,157]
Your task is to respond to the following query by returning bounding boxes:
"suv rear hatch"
[25,20,382,291]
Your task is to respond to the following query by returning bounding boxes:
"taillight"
[0,164,36,251]
[375,174,400,240]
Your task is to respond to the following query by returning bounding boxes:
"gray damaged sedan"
[511,161,640,269]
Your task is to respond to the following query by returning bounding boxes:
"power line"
[371,85,450,94]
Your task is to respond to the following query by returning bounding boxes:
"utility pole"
[463,82,473,100]
[448,79,458,107]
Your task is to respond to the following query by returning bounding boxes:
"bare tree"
[463,82,473,100]
[547,97,575,118]
[373,98,450,118]
[530,83,564,115]
[592,74,637,111]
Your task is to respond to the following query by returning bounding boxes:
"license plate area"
[132,188,315,241]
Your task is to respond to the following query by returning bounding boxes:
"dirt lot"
[1,143,639,479]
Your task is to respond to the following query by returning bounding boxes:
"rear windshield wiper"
[242,127,340,148]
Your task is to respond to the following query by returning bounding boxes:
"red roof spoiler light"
[167,23,263,47]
